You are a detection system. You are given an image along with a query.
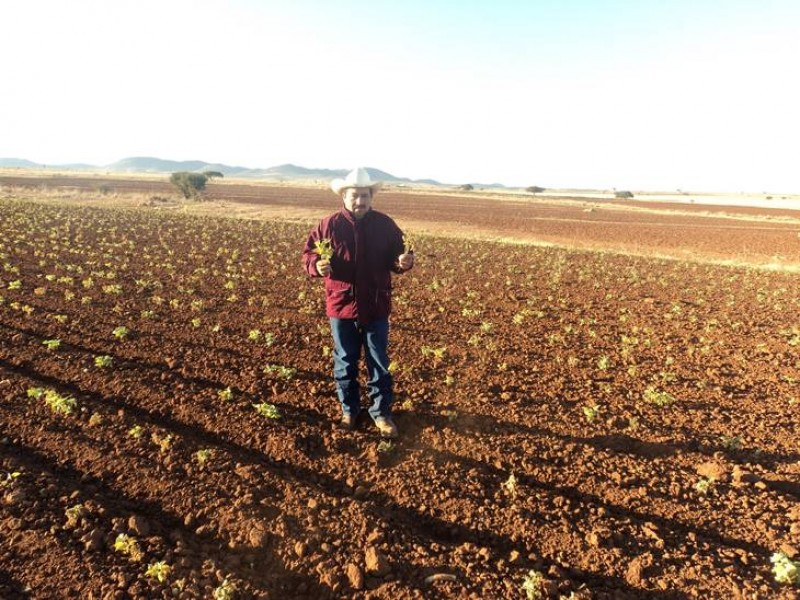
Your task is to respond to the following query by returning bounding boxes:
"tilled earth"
[0,179,800,599]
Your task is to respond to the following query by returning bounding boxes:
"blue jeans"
[330,318,393,420]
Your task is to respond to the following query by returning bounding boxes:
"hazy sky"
[3,0,799,191]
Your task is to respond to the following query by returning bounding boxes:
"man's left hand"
[397,253,414,270]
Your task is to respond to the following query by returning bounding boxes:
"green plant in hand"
[313,238,333,260]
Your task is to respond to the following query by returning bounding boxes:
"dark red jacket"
[303,208,409,323]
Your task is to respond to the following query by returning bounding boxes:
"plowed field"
[1,177,800,599]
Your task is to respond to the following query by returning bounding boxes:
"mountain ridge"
[0,156,459,187]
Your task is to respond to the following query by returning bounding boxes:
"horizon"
[3,1,799,193]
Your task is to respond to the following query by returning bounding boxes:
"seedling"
[694,478,714,494]
[42,339,61,350]
[1,471,21,488]
[377,439,395,454]
[582,405,600,422]
[65,504,87,528]
[213,578,237,600]
[720,434,743,451]
[151,433,173,453]
[263,364,296,380]
[113,533,144,561]
[521,569,544,600]
[128,425,144,439]
[248,329,261,342]
[503,473,519,498]
[771,551,800,585]
[94,355,113,368]
[145,561,172,583]
[112,326,129,339]
[313,238,334,260]
[43,389,77,415]
[195,448,214,465]
[27,387,45,399]
[642,387,676,407]
[253,402,281,419]
[218,387,234,402]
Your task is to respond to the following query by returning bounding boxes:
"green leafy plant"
[771,551,800,585]
[218,387,234,402]
[694,478,714,494]
[112,326,129,339]
[642,387,676,407]
[128,425,144,439]
[195,448,214,465]
[313,238,333,261]
[521,569,544,599]
[582,405,600,422]
[213,577,237,600]
[1,471,21,488]
[113,533,144,561]
[263,364,296,380]
[253,402,281,419]
[43,389,77,415]
[27,387,45,399]
[42,339,61,350]
[145,560,172,583]
[94,355,113,368]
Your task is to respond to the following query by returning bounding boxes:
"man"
[302,167,414,438]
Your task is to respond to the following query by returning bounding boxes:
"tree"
[170,172,208,199]
[203,171,224,179]
[458,184,474,191]
[614,190,634,199]
[525,186,546,194]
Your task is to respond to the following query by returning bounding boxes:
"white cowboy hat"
[331,167,383,195]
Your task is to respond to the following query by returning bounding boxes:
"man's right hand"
[316,259,331,276]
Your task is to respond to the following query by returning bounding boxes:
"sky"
[2,0,799,192]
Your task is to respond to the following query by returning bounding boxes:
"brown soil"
[1,177,799,599]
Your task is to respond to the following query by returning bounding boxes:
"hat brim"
[331,179,383,195]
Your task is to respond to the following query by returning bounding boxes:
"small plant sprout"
[195,448,214,465]
[218,387,234,402]
[521,569,544,600]
[213,577,237,600]
[248,329,261,342]
[94,355,113,368]
[377,439,395,454]
[151,433,173,453]
[771,551,800,585]
[191,317,201,328]
[145,561,172,583]
[43,389,77,415]
[27,387,45,399]
[503,473,518,498]
[112,326,129,339]
[253,402,281,419]
[128,425,144,439]
[42,339,61,350]
[64,504,87,528]
[262,331,275,347]
[694,478,714,494]
[313,238,334,261]
[582,405,600,422]
[642,387,677,407]
[1,471,21,488]
[720,434,743,451]
[596,355,611,371]
[263,364,296,380]
[113,533,144,561]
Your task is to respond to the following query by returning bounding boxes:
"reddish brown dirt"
[1,180,799,599]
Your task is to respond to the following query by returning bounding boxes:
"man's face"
[342,187,373,219]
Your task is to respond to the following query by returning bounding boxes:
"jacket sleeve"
[390,222,412,274]
[302,221,324,277]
